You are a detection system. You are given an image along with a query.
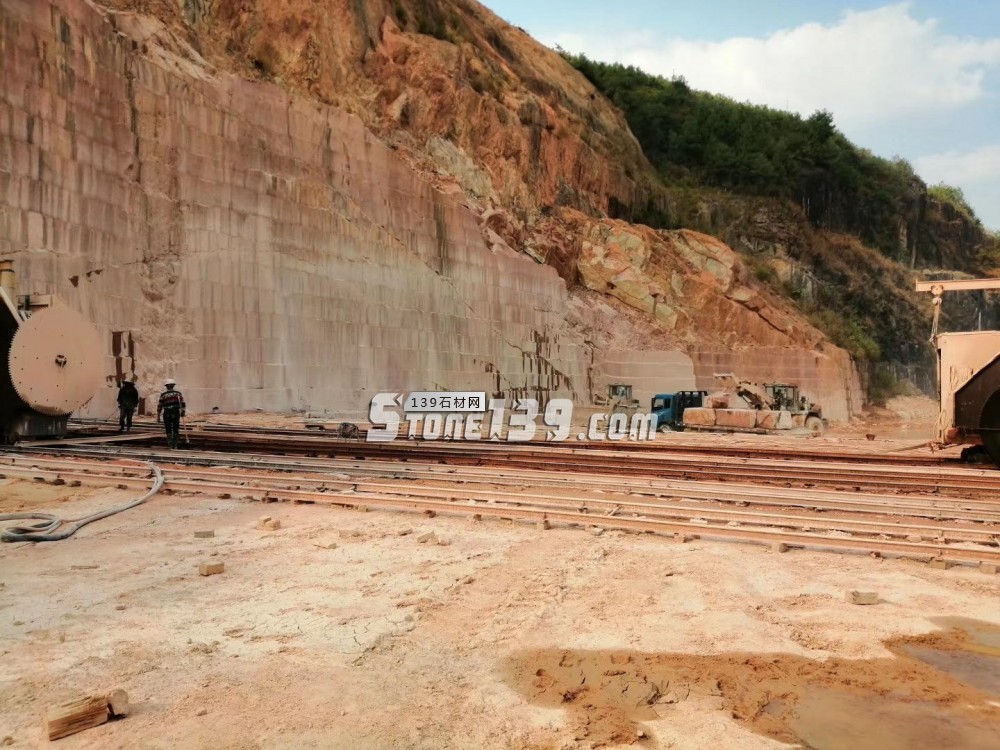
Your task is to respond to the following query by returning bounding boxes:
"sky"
[484,0,1000,230]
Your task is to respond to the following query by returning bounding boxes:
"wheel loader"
[681,373,826,436]
[604,383,642,419]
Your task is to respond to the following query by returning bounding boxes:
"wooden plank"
[47,695,109,741]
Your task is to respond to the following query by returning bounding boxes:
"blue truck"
[650,390,709,431]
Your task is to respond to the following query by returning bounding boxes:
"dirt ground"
[830,395,940,441]
[1,433,999,750]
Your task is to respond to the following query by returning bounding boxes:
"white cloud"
[915,145,1000,228]
[915,144,1000,185]
[545,3,1000,130]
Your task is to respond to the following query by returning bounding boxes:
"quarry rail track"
[67,418,955,465]
[53,428,1000,498]
[2,446,998,569]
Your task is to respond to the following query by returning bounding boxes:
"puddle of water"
[898,645,1000,698]
[893,617,1000,699]
[792,688,1000,750]
[932,617,1000,652]
[501,619,1000,748]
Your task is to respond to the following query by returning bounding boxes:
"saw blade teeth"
[6,302,103,416]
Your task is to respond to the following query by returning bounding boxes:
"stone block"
[978,562,998,575]
[928,558,955,570]
[683,407,716,427]
[198,561,225,576]
[26,210,44,247]
[257,516,281,531]
[845,590,878,605]
[194,530,214,539]
[715,409,758,429]
[755,410,780,429]
[755,410,794,429]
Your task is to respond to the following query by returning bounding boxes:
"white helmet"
[165,378,176,387]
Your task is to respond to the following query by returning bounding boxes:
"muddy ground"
[1,402,999,749]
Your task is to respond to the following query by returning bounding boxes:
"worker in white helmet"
[156,378,186,449]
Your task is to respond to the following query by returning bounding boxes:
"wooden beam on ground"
[47,696,108,741]
[46,689,129,740]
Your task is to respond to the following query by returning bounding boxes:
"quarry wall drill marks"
[0,0,588,416]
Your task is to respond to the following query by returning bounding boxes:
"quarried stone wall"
[690,346,862,422]
[0,0,587,417]
[592,350,697,409]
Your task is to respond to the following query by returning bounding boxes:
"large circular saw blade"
[8,302,103,416]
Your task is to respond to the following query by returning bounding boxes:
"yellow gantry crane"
[916,277,1000,463]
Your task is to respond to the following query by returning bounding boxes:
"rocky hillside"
[101,0,665,219]
[144,0,992,372]
[566,57,1000,375]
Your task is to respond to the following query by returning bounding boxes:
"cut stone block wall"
[690,345,861,423]
[0,0,587,417]
[592,349,697,409]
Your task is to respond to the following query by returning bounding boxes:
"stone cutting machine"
[0,260,102,442]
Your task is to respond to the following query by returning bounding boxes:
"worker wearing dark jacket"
[157,378,186,449]
[117,380,140,432]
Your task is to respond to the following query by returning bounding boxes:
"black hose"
[0,462,163,542]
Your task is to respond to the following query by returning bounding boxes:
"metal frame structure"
[917,277,1000,462]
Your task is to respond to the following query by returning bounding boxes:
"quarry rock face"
[145,0,659,220]
[0,0,863,421]
[0,0,587,416]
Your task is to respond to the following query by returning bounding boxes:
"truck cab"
[651,390,708,431]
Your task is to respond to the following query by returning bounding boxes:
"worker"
[116,379,140,432]
[156,378,186,449]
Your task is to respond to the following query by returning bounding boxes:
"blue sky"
[485,1,1000,231]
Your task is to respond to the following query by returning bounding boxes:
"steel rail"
[6,450,1000,522]
[136,432,1000,497]
[6,462,998,543]
[3,458,998,554]
[22,466,996,565]
[61,419,959,466]
[7,451,1000,515]
[29,430,988,487]
[70,415,957,465]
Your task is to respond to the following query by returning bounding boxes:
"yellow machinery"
[682,373,825,435]
[605,383,641,418]
[916,278,1000,463]
[0,260,103,442]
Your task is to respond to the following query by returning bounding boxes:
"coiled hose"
[0,462,164,542]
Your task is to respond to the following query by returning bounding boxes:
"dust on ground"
[832,395,939,442]
[1,465,999,749]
